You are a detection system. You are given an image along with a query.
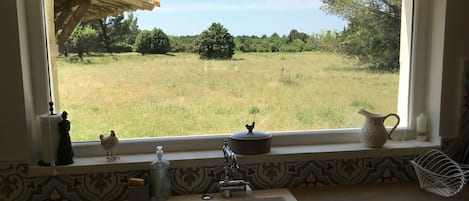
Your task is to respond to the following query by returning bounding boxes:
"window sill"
[28,140,438,177]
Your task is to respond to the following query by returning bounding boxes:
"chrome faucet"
[218,140,250,198]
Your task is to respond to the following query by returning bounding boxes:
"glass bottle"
[150,146,171,201]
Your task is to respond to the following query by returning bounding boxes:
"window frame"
[25,0,449,158]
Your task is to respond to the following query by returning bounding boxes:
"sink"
[168,188,297,201]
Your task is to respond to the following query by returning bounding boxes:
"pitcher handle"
[384,113,400,139]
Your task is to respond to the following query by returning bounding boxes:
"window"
[59,0,405,139]
[23,0,448,158]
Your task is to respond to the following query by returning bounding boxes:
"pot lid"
[230,122,272,140]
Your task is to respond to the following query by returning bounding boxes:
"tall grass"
[56,52,399,141]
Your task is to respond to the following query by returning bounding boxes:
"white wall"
[0,0,31,162]
[439,0,469,138]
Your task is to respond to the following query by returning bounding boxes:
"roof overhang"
[54,0,160,49]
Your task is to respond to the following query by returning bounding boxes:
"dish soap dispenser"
[150,146,171,201]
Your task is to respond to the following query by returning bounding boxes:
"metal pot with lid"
[229,122,272,155]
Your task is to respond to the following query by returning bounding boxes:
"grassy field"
[56,52,399,142]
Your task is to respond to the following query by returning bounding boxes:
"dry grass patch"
[57,52,398,141]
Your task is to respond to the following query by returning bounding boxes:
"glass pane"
[57,0,402,141]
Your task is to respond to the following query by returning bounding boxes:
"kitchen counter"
[167,182,468,201]
[168,188,297,201]
[290,182,469,201]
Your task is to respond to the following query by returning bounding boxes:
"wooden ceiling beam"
[54,0,81,14]
[56,0,91,49]
[120,0,155,10]
[54,0,159,48]
[55,5,72,33]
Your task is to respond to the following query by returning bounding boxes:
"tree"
[194,23,235,59]
[312,30,339,51]
[150,28,171,54]
[269,33,281,52]
[66,24,99,60]
[321,0,401,71]
[281,39,305,52]
[123,12,140,45]
[134,30,152,55]
[134,28,171,55]
[287,29,309,43]
[88,12,138,53]
[236,36,256,53]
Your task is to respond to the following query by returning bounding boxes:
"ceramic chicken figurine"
[100,130,119,161]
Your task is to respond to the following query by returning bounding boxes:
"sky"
[134,0,347,36]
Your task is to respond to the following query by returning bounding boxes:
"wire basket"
[410,149,469,197]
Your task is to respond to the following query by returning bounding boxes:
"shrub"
[134,30,152,55]
[110,42,133,53]
[194,23,235,59]
[134,28,171,55]
[66,24,99,60]
[150,28,171,54]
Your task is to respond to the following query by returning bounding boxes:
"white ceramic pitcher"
[358,109,400,148]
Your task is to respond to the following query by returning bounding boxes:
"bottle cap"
[156,145,164,160]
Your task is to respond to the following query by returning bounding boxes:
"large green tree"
[65,24,99,60]
[134,28,171,55]
[321,0,401,71]
[88,12,139,53]
[134,30,152,55]
[194,23,235,60]
[149,28,171,54]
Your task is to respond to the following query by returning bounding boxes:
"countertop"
[290,182,469,201]
[168,188,297,201]
[167,182,468,201]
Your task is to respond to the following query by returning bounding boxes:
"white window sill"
[28,140,438,177]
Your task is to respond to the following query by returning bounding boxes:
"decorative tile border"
[170,155,417,195]
[0,155,417,200]
[0,164,130,201]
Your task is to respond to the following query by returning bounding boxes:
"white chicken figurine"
[100,130,119,161]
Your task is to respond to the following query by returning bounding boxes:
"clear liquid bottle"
[150,146,171,201]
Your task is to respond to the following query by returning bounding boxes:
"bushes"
[194,23,235,59]
[134,30,152,54]
[169,35,198,53]
[110,43,133,53]
[134,28,171,55]
[65,24,99,60]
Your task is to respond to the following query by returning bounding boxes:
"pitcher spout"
[358,109,385,118]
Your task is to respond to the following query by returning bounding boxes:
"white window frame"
[23,0,449,159]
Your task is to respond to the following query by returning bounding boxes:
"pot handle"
[384,113,400,139]
[245,122,255,134]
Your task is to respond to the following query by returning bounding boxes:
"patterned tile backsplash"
[1,155,417,201]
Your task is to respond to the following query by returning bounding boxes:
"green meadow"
[56,52,399,142]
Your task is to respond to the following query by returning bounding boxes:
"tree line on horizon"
[62,15,339,56]
[63,0,401,72]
